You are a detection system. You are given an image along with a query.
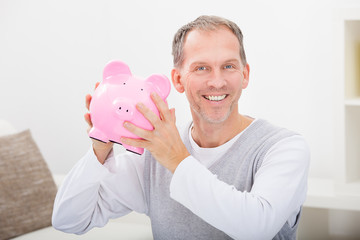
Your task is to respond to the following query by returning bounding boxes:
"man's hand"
[84,82,114,164]
[120,92,190,173]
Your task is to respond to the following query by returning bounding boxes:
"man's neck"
[191,112,253,148]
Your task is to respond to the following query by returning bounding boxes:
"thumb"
[170,108,176,122]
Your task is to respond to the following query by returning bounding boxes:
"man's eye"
[197,66,207,71]
[224,65,234,69]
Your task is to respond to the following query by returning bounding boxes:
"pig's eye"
[123,82,126,85]
[141,88,143,91]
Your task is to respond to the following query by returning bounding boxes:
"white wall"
[1,0,360,238]
[1,0,348,176]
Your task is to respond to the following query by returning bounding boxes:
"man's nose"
[206,69,226,89]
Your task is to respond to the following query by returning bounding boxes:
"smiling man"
[52,16,310,240]
[171,25,252,148]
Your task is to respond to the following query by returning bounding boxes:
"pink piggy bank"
[88,60,171,155]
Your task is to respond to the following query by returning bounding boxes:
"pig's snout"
[113,99,136,120]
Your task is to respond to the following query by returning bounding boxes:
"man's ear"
[171,68,185,93]
[241,64,250,89]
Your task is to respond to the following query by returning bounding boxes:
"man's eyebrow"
[188,61,208,69]
[188,59,241,68]
[223,59,241,64]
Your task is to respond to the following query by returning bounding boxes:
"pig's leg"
[122,143,144,155]
[88,127,109,143]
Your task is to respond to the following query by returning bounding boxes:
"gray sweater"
[143,119,301,239]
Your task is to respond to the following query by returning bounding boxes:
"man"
[52,15,310,239]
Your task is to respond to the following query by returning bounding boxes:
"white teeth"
[205,95,227,101]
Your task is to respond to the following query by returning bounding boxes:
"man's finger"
[151,92,172,121]
[170,108,176,122]
[136,103,162,128]
[120,136,148,149]
[95,82,100,90]
[86,94,92,110]
[84,113,93,128]
[123,121,152,140]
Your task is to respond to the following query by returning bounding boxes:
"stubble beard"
[190,97,238,124]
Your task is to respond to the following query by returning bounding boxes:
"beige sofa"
[0,119,152,240]
[14,211,152,240]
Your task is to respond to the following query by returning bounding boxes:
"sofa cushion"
[0,130,57,239]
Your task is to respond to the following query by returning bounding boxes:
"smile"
[203,94,227,101]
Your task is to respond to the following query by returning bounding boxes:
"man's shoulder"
[246,119,296,134]
[251,119,300,136]
[239,119,304,156]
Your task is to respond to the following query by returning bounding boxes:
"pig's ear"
[146,74,171,99]
[103,60,132,80]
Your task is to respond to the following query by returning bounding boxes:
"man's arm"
[52,147,148,234]
[169,135,310,239]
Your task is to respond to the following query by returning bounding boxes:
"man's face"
[172,27,249,124]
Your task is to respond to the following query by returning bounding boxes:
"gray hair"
[172,15,247,68]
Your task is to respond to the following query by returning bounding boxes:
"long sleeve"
[169,135,310,240]
[52,147,147,234]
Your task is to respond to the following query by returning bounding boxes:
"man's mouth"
[203,94,227,101]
